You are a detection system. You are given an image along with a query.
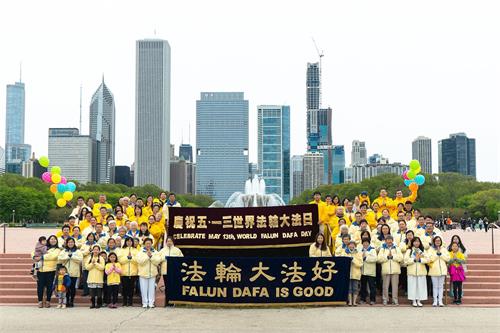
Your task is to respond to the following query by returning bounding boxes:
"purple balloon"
[41,172,51,183]
[60,176,68,185]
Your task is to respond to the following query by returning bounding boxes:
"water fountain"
[210,175,286,207]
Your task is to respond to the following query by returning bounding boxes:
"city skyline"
[0,1,499,182]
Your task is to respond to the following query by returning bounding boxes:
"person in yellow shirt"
[320,196,337,245]
[359,204,377,229]
[92,194,112,217]
[78,211,93,234]
[121,196,135,219]
[335,232,351,256]
[340,240,363,306]
[114,210,128,228]
[57,237,82,307]
[85,244,105,308]
[357,191,371,207]
[136,238,162,308]
[96,206,109,226]
[143,195,155,218]
[119,237,139,306]
[149,211,166,248]
[104,252,122,308]
[380,208,398,233]
[71,226,84,248]
[309,191,327,231]
[34,235,61,308]
[309,233,332,257]
[57,225,73,248]
[372,189,394,213]
[130,206,148,224]
[56,216,77,238]
[359,238,377,305]
[159,236,184,307]
[392,189,418,217]
[377,235,403,306]
[404,237,429,307]
[428,236,450,307]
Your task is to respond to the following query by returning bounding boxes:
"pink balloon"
[60,176,68,185]
[41,172,52,183]
[402,170,409,180]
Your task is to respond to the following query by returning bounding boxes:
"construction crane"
[312,37,324,108]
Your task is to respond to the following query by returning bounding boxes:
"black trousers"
[121,276,137,305]
[375,264,382,294]
[108,284,119,304]
[89,287,103,306]
[453,281,463,301]
[81,270,89,295]
[360,275,376,302]
[399,267,408,293]
[37,271,55,302]
[66,277,78,304]
[103,284,109,304]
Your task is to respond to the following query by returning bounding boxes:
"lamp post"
[11,210,15,225]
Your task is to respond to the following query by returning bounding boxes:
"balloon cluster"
[402,159,425,192]
[39,156,76,208]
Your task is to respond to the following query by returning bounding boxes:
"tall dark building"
[114,166,132,187]
[438,133,476,178]
[179,144,193,162]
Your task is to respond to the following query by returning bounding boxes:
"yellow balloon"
[49,184,58,194]
[52,173,62,184]
[63,191,73,201]
[57,198,67,208]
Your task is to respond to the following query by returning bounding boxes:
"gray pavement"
[0,306,499,333]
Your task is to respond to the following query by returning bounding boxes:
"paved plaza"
[0,306,499,332]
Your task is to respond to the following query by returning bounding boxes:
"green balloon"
[407,170,417,179]
[39,156,50,168]
[55,192,63,199]
[51,166,61,174]
[409,160,420,171]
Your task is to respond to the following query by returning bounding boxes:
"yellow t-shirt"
[105,263,122,285]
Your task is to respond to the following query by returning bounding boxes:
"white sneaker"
[142,304,148,308]
[438,301,444,307]
[417,301,423,307]
[149,304,155,308]
[412,300,417,307]
[432,300,437,307]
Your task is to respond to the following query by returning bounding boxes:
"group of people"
[308,190,468,307]
[32,192,184,309]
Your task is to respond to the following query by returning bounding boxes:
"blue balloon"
[66,182,76,192]
[404,179,415,186]
[57,183,67,193]
[415,174,425,186]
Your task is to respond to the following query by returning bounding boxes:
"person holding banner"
[309,233,332,257]
[404,237,429,307]
[159,236,184,307]
[136,238,162,308]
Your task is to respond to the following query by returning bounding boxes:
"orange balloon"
[50,184,58,194]
[409,183,419,192]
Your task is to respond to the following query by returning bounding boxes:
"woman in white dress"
[404,237,429,307]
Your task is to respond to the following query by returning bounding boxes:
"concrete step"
[0,275,36,282]
[468,254,500,259]
[0,254,31,259]
[0,258,34,264]
[0,295,163,304]
[466,276,500,283]
[467,264,500,271]
[463,282,500,289]
[466,270,500,277]
[0,269,31,275]
[0,281,37,288]
[460,296,500,305]
[466,259,500,265]
[0,263,33,269]
[457,289,500,297]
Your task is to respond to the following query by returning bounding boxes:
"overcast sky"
[1,0,499,182]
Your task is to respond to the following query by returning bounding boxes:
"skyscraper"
[290,155,304,199]
[179,143,193,162]
[438,133,476,178]
[114,166,133,187]
[196,92,249,202]
[306,63,333,184]
[351,140,367,166]
[303,152,324,191]
[5,81,30,173]
[48,128,94,183]
[134,39,171,189]
[0,146,4,174]
[257,105,290,203]
[332,145,345,184]
[412,136,432,174]
[89,78,115,183]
